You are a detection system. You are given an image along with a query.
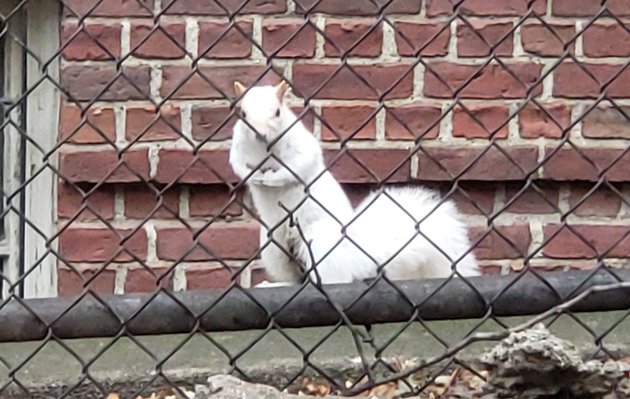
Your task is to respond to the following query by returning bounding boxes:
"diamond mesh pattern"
[0,0,628,397]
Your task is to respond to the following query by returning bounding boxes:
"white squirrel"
[229,80,355,283]
[229,81,481,285]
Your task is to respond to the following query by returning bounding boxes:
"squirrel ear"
[234,81,246,96]
[276,80,290,101]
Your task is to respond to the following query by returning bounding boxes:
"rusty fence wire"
[0,0,629,397]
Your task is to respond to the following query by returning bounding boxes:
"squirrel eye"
[275,108,280,117]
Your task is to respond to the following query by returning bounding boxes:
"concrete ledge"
[1,311,628,398]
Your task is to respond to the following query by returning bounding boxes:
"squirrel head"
[233,80,293,144]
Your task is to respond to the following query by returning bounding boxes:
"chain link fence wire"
[0,0,629,397]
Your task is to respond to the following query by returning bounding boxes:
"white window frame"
[1,0,60,298]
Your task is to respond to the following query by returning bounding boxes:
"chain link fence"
[1,0,629,397]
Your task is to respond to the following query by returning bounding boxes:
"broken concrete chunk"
[478,323,629,398]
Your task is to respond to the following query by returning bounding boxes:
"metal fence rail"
[1,269,630,343]
[0,0,629,397]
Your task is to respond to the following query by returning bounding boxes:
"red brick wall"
[56,0,630,296]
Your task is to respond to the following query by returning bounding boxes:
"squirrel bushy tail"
[295,185,481,284]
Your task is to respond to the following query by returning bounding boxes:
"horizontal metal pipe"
[0,269,628,342]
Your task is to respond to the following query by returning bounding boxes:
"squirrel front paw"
[246,163,275,174]
[253,178,288,187]
[249,170,287,187]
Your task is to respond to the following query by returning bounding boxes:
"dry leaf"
[426,368,460,398]
[298,377,333,397]
[409,367,432,387]
[317,384,331,396]
[362,382,398,398]
[394,356,405,372]
[433,375,452,386]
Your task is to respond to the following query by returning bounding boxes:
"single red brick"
[59,103,116,144]
[59,227,148,262]
[124,268,173,293]
[427,0,546,16]
[124,186,179,219]
[61,65,151,101]
[125,104,181,142]
[542,146,629,182]
[63,0,154,17]
[186,268,237,290]
[543,224,630,258]
[324,20,382,57]
[324,148,411,183]
[60,148,150,183]
[583,23,630,58]
[470,224,532,260]
[58,183,116,221]
[582,106,630,139]
[61,22,121,61]
[568,183,622,217]
[130,21,186,59]
[417,146,539,181]
[191,106,236,141]
[394,22,450,57]
[321,105,377,141]
[447,183,496,215]
[292,63,413,100]
[521,23,576,57]
[452,105,509,139]
[58,268,116,297]
[503,182,560,214]
[424,62,543,99]
[189,185,243,217]
[262,19,316,58]
[156,223,259,261]
[552,0,630,17]
[198,21,253,59]
[160,65,282,100]
[385,105,442,140]
[155,148,237,184]
[553,62,630,99]
[295,0,421,15]
[518,103,571,139]
[162,0,287,15]
[457,21,514,57]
